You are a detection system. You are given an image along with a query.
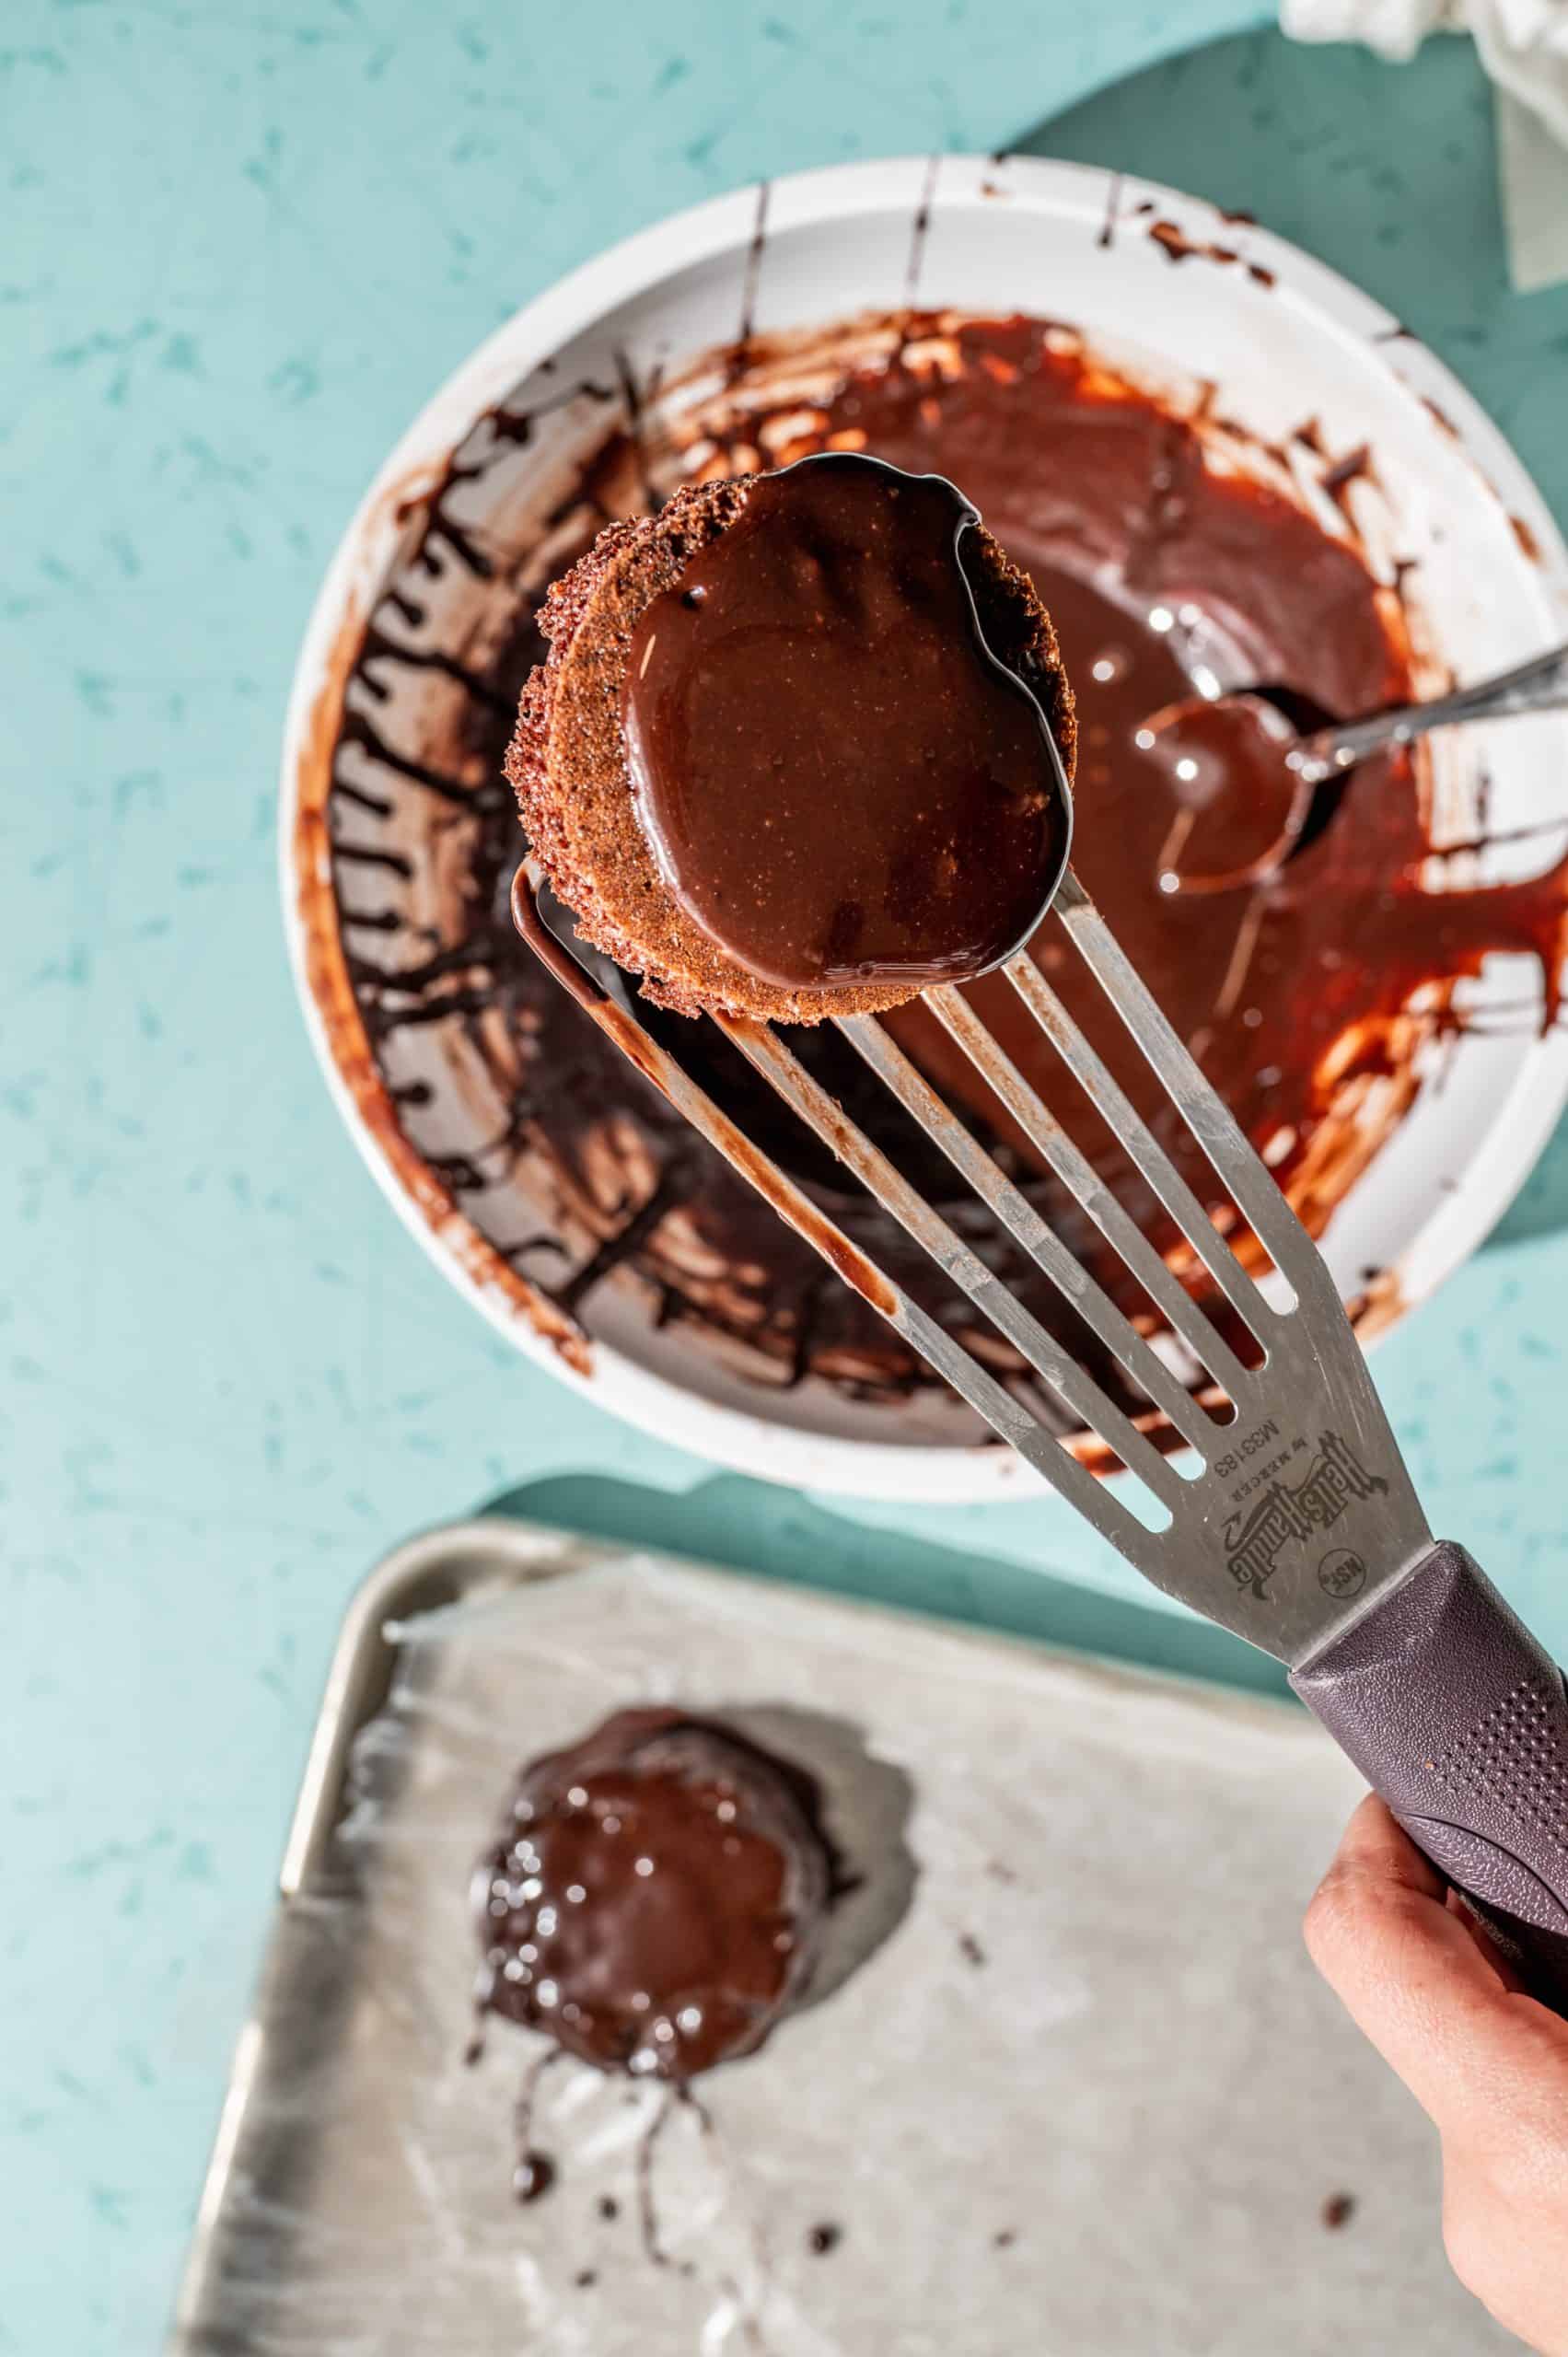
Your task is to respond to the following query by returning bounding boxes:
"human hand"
[1305,1794,1568,2354]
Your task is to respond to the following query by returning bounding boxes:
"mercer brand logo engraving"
[1223,1432,1388,1602]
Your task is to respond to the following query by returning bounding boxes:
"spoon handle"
[1295,639,1568,785]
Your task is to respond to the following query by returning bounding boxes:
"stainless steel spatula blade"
[517,856,1568,2010]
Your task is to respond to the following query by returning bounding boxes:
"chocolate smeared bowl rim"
[281,154,1568,1508]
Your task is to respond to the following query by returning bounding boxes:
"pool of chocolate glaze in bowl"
[298,300,1568,1468]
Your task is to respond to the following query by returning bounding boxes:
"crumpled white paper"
[1282,0,1568,289]
[1280,0,1461,57]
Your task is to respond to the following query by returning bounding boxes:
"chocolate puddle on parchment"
[312,309,1568,1449]
[462,1698,918,2316]
[471,1704,840,2278]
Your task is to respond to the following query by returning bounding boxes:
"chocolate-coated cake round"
[475,1708,833,2078]
[505,457,1074,1022]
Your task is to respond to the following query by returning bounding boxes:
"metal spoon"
[1144,636,1568,896]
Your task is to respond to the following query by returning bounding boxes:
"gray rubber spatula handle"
[1290,1542,1568,2007]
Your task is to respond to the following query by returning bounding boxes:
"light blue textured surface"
[6,5,1568,2349]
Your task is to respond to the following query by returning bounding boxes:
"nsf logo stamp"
[1317,1548,1368,1600]
[1223,1433,1387,1602]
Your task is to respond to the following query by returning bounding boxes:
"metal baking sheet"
[170,1515,1506,2354]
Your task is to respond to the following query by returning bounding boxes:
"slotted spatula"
[511,583,1568,2011]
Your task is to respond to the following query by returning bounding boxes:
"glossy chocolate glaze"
[476,1709,831,2081]
[324,313,1568,1429]
[621,455,1067,993]
[847,324,1410,1213]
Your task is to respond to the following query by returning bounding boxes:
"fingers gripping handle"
[1290,1541,1568,2011]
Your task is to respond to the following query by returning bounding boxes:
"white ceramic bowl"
[282,154,1568,1502]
